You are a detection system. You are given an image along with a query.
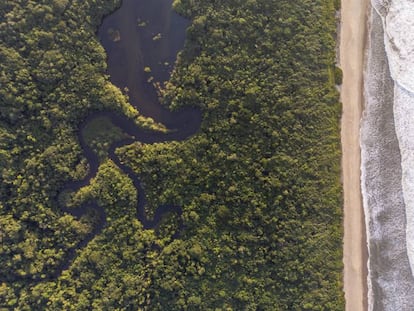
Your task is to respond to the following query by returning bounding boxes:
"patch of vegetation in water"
[82,116,130,161]
[107,28,121,42]
[68,159,137,219]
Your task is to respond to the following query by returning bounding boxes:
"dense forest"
[0,0,343,309]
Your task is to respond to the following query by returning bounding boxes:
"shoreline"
[339,0,369,310]
[362,4,414,309]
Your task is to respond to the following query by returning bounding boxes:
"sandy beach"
[340,0,369,310]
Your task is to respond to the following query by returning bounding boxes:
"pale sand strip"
[340,0,369,310]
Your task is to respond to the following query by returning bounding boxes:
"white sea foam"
[362,0,414,309]
[380,0,414,93]
[372,0,414,275]
[362,2,414,309]
[394,85,414,275]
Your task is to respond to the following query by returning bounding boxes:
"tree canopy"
[0,0,343,310]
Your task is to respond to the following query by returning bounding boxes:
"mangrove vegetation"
[0,0,343,309]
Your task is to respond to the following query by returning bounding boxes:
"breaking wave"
[362,0,414,309]
[372,0,414,277]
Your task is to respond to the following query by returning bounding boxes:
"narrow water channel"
[56,0,201,279]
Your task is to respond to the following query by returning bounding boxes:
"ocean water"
[362,1,414,309]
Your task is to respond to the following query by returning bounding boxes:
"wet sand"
[339,0,369,310]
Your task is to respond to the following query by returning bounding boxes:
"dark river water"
[97,0,198,127]
[55,0,201,279]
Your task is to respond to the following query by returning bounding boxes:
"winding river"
[57,0,201,278]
